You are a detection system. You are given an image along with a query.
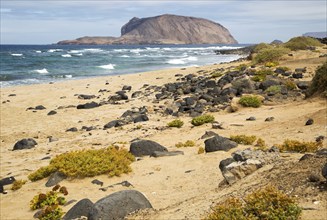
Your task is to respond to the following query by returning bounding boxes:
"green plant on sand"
[230,135,257,145]
[204,185,302,220]
[167,119,184,128]
[306,62,327,97]
[284,36,323,51]
[265,85,282,94]
[11,179,27,191]
[276,139,322,153]
[28,147,135,181]
[191,114,215,126]
[251,69,274,82]
[175,140,196,148]
[239,95,262,108]
[253,47,290,64]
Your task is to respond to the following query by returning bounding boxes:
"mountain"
[303,32,327,39]
[57,14,237,45]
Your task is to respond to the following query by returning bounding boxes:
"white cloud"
[0,8,12,13]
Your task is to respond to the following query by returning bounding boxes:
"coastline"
[1,49,326,219]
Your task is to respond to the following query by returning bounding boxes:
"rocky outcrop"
[57,14,237,45]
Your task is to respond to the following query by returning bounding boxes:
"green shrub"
[28,147,135,181]
[11,179,27,191]
[307,62,327,97]
[277,139,322,153]
[198,147,205,154]
[211,71,223,78]
[204,185,301,220]
[251,69,274,82]
[230,135,257,145]
[265,85,282,94]
[175,140,196,148]
[284,36,323,51]
[253,47,290,64]
[255,138,267,150]
[191,114,215,126]
[239,95,262,108]
[30,186,68,220]
[253,43,273,53]
[167,119,184,128]
[265,61,279,68]
[234,64,248,72]
[276,66,290,72]
[284,80,297,90]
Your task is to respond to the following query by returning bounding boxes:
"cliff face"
[57,14,237,45]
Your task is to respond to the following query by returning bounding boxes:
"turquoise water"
[0,44,246,87]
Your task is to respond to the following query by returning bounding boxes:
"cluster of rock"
[219,148,280,185]
[63,190,152,220]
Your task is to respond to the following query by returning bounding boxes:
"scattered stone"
[48,136,59,142]
[295,67,306,73]
[88,190,152,220]
[316,136,325,142]
[305,118,314,126]
[246,116,256,121]
[63,199,94,220]
[219,158,235,172]
[308,174,320,182]
[201,131,218,139]
[66,127,78,132]
[133,114,149,123]
[13,138,37,150]
[78,94,96,100]
[296,81,310,90]
[316,148,327,156]
[8,94,16,97]
[47,110,57,115]
[150,151,184,157]
[204,135,238,153]
[212,122,224,129]
[41,156,51,160]
[0,177,16,194]
[130,140,168,157]
[81,126,97,131]
[322,163,327,180]
[91,179,103,186]
[45,171,67,187]
[292,73,303,79]
[122,85,132,91]
[77,102,100,109]
[104,120,126,129]
[265,117,275,122]
[35,105,46,110]
[299,154,314,161]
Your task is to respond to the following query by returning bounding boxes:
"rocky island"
[57,14,238,45]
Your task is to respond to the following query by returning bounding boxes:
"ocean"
[0,44,247,87]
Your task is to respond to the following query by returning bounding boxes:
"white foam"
[68,50,83,54]
[48,49,63,53]
[83,48,104,53]
[64,75,73,78]
[34,68,49,74]
[61,54,72,58]
[75,53,83,56]
[11,53,23,56]
[35,50,42,53]
[98,64,115,70]
[130,49,143,53]
[166,56,198,65]
[120,55,130,58]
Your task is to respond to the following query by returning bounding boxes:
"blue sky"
[1,0,326,44]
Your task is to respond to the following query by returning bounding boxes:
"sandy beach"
[1,48,326,220]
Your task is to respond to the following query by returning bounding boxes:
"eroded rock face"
[58,14,237,45]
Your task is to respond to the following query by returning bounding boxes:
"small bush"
[284,36,323,51]
[11,179,27,191]
[28,147,135,181]
[211,71,223,78]
[175,140,196,148]
[191,115,215,126]
[284,80,297,90]
[167,119,184,128]
[253,43,273,53]
[307,62,327,97]
[239,95,262,108]
[277,139,322,153]
[230,135,257,145]
[198,147,205,154]
[265,85,282,94]
[265,61,279,68]
[255,138,267,150]
[30,185,67,220]
[234,64,248,72]
[276,66,290,72]
[251,69,274,82]
[254,47,290,64]
[204,185,301,220]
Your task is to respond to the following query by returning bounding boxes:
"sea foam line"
[34,68,49,74]
[98,64,116,70]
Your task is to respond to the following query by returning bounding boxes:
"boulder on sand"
[130,140,168,157]
[13,138,37,150]
[204,135,238,153]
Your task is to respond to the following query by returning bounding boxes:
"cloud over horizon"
[1,0,326,44]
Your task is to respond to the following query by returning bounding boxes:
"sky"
[0,0,326,44]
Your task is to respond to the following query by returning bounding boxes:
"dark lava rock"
[45,171,67,187]
[77,102,99,109]
[13,138,37,150]
[292,73,303,79]
[201,131,218,139]
[316,136,325,142]
[0,176,16,194]
[35,105,46,110]
[246,116,256,121]
[259,79,280,91]
[91,179,104,186]
[295,67,306,73]
[130,140,168,157]
[47,110,57,115]
[316,148,327,156]
[122,85,132,91]
[204,135,238,153]
[133,114,149,123]
[305,118,314,126]
[308,174,320,182]
[78,94,96,100]
[322,163,327,180]
[219,158,235,172]
[150,151,184,157]
[299,154,314,161]
[265,117,275,122]
[66,127,78,132]
[63,198,94,220]
[104,120,126,129]
[131,91,143,98]
[296,81,310,90]
[88,190,152,220]
[81,126,97,131]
